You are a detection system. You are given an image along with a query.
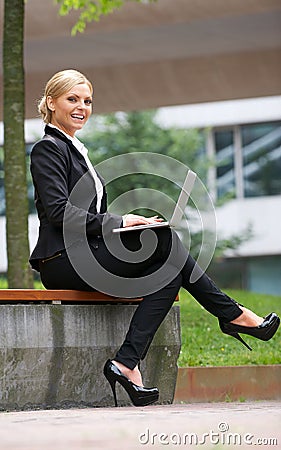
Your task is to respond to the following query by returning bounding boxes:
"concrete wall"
[0,304,181,411]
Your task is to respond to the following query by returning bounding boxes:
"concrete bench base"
[0,304,181,411]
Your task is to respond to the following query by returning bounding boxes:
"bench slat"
[0,289,143,303]
[0,289,179,304]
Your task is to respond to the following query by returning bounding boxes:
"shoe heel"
[232,332,252,351]
[103,359,159,408]
[108,379,118,407]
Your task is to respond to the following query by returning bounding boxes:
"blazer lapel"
[45,125,89,172]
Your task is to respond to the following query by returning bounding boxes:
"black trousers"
[39,228,242,370]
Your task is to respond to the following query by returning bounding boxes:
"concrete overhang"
[0,0,281,119]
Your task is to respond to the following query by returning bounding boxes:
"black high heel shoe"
[103,360,159,407]
[219,312,280,351]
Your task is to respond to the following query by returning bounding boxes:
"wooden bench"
[0,289,179,304]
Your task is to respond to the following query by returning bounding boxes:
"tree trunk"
[3,0,33,287]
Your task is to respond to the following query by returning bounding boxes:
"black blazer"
[29,125,123,271]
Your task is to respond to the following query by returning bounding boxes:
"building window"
[242,122,281,197]
[214,129,235,200]
[211,121,281,200]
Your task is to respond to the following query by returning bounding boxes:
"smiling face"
[47,83,93,137]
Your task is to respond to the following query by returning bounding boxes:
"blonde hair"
[38,69,93,123]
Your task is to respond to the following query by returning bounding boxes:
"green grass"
[0,278,44,289]
[178,289,281,367]
[0,279,7,289]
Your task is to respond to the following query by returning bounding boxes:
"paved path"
[0,401,280,449]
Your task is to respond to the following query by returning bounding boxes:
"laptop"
[112,169,197,233]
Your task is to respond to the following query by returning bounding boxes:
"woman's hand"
[122,214,164,228]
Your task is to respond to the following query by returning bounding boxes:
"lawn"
[0,278,44,289]
[178,288,281,367]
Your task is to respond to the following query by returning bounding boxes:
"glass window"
[242,122,281,197]
[214,129,235,200]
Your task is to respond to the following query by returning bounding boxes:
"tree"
[55,0,157,35]
[82,110,205,211]
[2,0,157,287]
[3,0,33,288]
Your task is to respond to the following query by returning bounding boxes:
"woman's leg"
[178,246,264,326]
[114,271,182,371]
[180,253,243,322]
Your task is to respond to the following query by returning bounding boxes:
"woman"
[30,69,280,407]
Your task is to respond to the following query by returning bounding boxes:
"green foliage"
[214,225,253,258]
[81,110,205,217]
[55,0,157,35]
[179,288,281,367]
[85,110,204,165]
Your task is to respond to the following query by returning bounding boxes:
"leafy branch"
[55,0,157,35]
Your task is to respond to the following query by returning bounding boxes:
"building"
[158,96,281,295]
